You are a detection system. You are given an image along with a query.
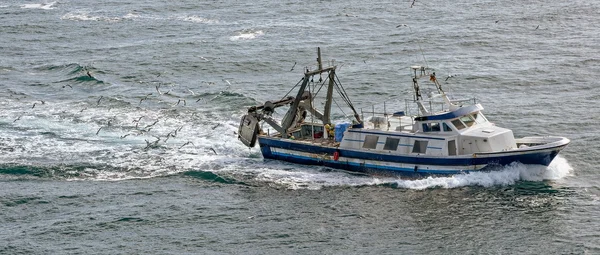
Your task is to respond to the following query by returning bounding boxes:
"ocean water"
[1,0,599,254]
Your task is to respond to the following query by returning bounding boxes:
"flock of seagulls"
[9,68,225,155]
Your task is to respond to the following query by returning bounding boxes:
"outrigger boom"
[239,47,361,147]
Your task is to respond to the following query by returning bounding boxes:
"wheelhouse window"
[412,140,428,153]
[383,138,400,150]
[451,119,466,130]
[422,123,430,132]
[460,115,476,127]
[443,123,452,132]
[422,123,441,132]
[363,135,379,149]
[473,113,488,124]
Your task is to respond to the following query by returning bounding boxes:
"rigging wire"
[281,77,305,100]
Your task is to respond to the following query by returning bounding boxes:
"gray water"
[1,0,599,254]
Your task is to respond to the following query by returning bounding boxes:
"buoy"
[333,151,340,161]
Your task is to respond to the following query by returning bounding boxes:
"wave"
[20,1,57,10]
[243,155,573,190]
[61,12,122,22]
[388,158,572,190]
[182,170,246,185]
[177,15,218,24]
[36,63,106,85]
[229,30,264,41]
[0,155,573,192]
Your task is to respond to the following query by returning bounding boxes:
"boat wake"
[388,156,573,190]
[244,155,573,190]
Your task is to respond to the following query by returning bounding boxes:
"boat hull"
[257,136,569,177]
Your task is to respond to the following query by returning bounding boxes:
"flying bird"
[179,141,194,149]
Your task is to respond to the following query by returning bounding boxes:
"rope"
[281,77,305,100]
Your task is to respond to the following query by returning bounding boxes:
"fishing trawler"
[238,48,570,177]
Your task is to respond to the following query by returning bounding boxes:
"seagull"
[179,141,194,149]
[97,96,104,106]
[120,133,131,139]
[62,84,73,89]
[32,102,37,109]
[212,123,221,130]
[187,88,195,96]
[139,94,151,105]
[209,147,217,155]
[290,62,297,72]
[445,74,457,81]
[133,116,143,123]
[96,126,103,135]
[173,99,186,106]
[164,132,173,142]
[144,119,159,129]
[410,0,417,8]
[156,84,171,95]
[13,116,22,122]
[535,25,539,29]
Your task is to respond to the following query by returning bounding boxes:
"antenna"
[396,24,429,68]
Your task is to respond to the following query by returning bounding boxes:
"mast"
[411,66,429,115]
[323,49,335,124]
[280,47,334,138]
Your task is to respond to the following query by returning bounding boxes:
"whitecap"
[61,12,121,22]
[229,30,264,41]
[21,1,57,10]
[179,15,218,24]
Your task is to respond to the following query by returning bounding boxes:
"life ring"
[333,151,340,161]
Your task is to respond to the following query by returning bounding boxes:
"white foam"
[241,155,574,190]
[229,30,264,41]
[21,1,57,10]
[61,12,121,22]
[179,15,218,24]
[123,12,141,19]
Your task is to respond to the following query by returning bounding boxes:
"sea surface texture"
[1,0,599,254]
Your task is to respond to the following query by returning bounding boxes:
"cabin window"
[412,140,428,153]
[460,115,475,127]
[383,138,400,150]
[473,113,488,124]
[443,123,452,132]
[362,135,379,149]
[422,123,430,132]
[451,119,466,130]
[422,123,440,132]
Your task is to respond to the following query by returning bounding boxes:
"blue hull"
[258,137,567,177]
